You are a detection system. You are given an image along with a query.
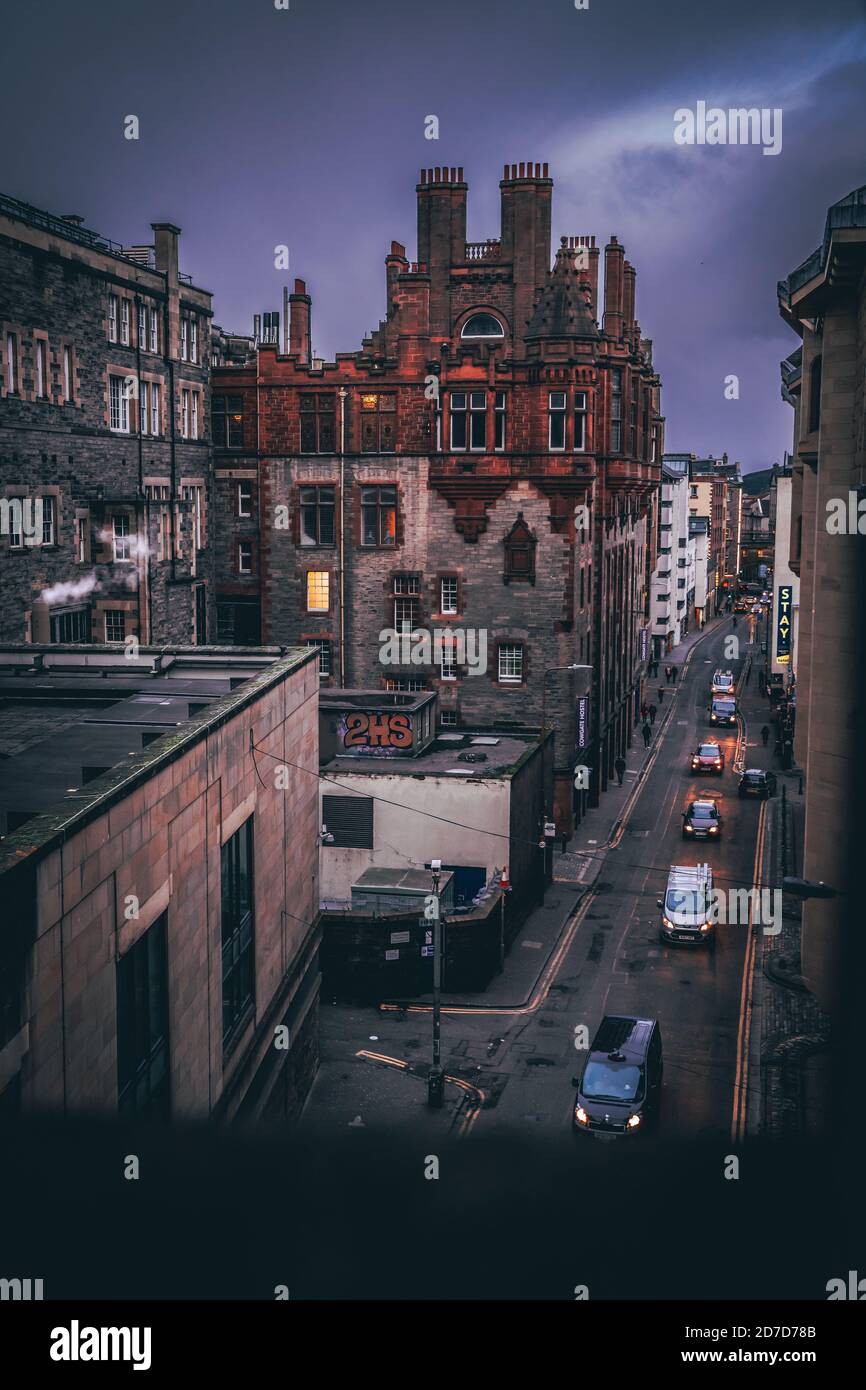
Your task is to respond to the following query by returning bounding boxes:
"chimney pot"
[457,167,464,181]
[543,162,549,177]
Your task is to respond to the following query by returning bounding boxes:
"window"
[306,639,331,678]
[77,515,88,563]
[300,485,335,546]
[120,299,130,346]
[440,576,458,615]
[41,496,55,546]
[116,912,169,1118]
[190,316,198,364]
[393,574,420,631]
[221,819,255,1048]
[630,374,638,454]
[4,332,18,392]
[498,644,524,683]
[113,513,131,562]
[238,482,253,517]
[306,570,329,611]
[450,392,467,450]
[549,391,566,450]
[49,606,91,642]
[139,380,149,435]
[191,392,199,440]
[299,393,336,453]
[461,313,504,339]
[149,308,158,354]
[108,295,118,342]
[384,677,428,692]
[181,484,204,550]
[137,302,147,347]
[321,795,373,849]
[690,485,698,498]
[574,391,587,451]
[494,390,506,450]
[469,391,486,451]
[109,375,130,433]
[440,643,457,680]
[213,394,244,448]
[105,610,126,642]
[610,369,622,452]
[440,709,458,727]
[181,388,190,438]
[151,382,160,436]
[361,484,396,546]
[360,392,396,453]
[63,346,73,401]
[238,541,253,575]
[180,316,189,361]
[36,339,47,397]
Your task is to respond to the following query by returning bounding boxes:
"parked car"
[682,798,723,840]
[738,768,777,799]
[572,1016,663,1137]
[691,742,725,774]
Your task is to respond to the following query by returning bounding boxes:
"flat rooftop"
[322,728,540,780]
[0,644,313,871]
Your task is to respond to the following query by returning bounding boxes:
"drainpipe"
[163,295,178,580]
[338,387,347,686]
[133,295,151,644]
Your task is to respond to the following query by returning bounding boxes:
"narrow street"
[304,610,778,1144]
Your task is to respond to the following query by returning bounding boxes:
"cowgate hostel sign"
[776,585,792,663]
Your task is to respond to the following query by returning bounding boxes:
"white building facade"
[652,458,696,656]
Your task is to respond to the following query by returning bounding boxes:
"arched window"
[460,313,504,339]
[808,355,822,433]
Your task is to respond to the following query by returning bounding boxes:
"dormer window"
[503,513,537,585]
[460,313,504,339]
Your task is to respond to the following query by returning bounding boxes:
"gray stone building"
[0,193,214,647]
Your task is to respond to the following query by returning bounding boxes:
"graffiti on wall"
[340,711,413,754]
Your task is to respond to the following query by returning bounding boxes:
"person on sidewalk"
[614,755,626,785]
[641,721,652,748]
[761,725,770,747]
[658,686,664,703]
[648,702,657,725]
[640,702,649,721]
[671,666,678,684]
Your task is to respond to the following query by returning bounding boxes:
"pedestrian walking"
[658,686,664,703]
[648,703,657,725]
[671,666,678,684]
[761,725,770,747]
[641,721,651,748]
[614,755,626,786]
[640,702,648,720]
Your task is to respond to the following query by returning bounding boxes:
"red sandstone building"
[212,164,664,832]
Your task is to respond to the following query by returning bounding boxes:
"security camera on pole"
[426,860,445,1108]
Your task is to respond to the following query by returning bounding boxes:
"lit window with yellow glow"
[307,571,330,612]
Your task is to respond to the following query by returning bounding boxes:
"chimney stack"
[603,236,625,339]
[416,167,467,336]
[500,162,553,358]
[622,260,636,337]
[289,277,311,364]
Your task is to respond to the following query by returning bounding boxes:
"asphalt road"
[482,615,768,1143]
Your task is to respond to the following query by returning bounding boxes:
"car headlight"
[626,1113,641,1129]
[708,825,718,833]
[662,916,674,930]
[684,824,694,832]
[575,1105,589,1126]
[700,923,712,933]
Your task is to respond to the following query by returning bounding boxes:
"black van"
[573,1016,663,1137]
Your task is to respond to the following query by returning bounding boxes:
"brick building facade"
[0,194,214,648]
[213,164,664,832]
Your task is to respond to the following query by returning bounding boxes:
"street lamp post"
[426,860,444,1108]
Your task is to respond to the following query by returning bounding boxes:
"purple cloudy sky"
[3,0,865,472]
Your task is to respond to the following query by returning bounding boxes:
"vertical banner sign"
[639,626,649,663]
[776,585,792,663]
[576,696,589,752]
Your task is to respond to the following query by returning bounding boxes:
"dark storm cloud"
[2,0,865,470]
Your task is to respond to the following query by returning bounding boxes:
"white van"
[710,669,735,695]
[658,863,715,949]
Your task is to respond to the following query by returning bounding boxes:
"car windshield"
[666,888,706,916]
[698,745,720,756]
[582,1059,644,1103]
[690,806,716,821]
[714,700,736,711]
[745,771,764,783]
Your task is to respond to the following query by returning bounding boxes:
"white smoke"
[40,573,101,605]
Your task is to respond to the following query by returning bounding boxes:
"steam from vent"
[40,573,101,605]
